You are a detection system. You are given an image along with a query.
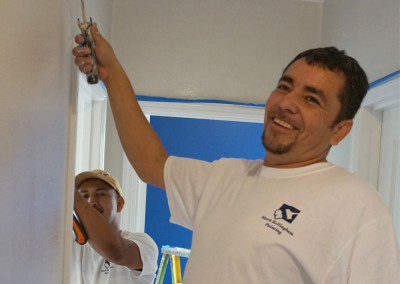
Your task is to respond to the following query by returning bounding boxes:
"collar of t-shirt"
[259,162,335,179]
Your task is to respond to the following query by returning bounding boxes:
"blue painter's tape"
[136,95,265,107]
[369,70,400,89]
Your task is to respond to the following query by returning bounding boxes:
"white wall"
[322,0,400,81]
[86,0,115,39]
[0,1,73,283]
[0,0,113,283]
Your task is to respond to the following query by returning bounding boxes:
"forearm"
[104,63,168,189]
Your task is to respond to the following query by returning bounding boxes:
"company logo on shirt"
[101,260,114,275]
[274,203,301,224]
[261,203,301,236]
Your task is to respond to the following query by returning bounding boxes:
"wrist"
[103,60,123,86]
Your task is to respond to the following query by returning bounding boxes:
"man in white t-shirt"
[72,24,399,283]
[71,169,158,284]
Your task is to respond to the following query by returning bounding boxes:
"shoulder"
[326,164,391,219]
[120,231,159,278]
[120,231,158,262]
[328,165,379,196]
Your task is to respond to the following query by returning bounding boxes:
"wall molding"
[363,75,400,111]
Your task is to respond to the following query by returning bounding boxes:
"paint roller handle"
[73,213,88,245]
[78,10,99,84]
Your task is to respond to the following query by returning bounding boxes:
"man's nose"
[87,195,98,205]
[278,91,300,114]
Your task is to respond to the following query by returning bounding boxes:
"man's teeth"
[274,118,294,130]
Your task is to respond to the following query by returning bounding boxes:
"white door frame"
[63,73,108,283]
[350,75,400,205]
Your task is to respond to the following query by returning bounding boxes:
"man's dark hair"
[283,47,369,125]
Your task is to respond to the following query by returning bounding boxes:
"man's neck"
[111,220,121,232]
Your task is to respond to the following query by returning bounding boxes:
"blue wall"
[145,116,265,283]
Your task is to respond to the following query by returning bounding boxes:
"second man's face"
[78,178,123,225]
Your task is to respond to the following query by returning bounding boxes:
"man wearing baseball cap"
[70,169,158,284]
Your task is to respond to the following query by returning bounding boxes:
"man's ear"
[330,119,353,146]
[116,196,125,213]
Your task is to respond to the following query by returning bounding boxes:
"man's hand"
[72,24,118,82]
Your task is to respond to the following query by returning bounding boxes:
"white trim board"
[138,101,265,123]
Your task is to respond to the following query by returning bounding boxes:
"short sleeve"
[164,156,216,230]
[122,231,158,280]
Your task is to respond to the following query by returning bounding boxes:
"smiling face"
[77,178,124,226]
[262,58,353,168]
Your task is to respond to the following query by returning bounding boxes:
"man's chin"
[262,140,294,155]
[261,133,295,155]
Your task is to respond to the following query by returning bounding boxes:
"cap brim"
[75,171,115,191]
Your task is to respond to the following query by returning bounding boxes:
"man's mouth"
[273,117,296,130]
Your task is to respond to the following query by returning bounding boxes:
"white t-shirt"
[70,230,158,284]
[164,156,400,283]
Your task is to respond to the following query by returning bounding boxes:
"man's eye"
[82,195,89,199]
[277,84,290,92]
[306,96,320,105]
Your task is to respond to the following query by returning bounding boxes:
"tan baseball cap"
[75,169,123,198]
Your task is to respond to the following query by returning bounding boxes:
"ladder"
[155,246,191,284]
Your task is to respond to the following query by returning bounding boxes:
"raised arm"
[72,24,168,189]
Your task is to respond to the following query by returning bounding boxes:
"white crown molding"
[138,101,265,123]
[362,76,400,111]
